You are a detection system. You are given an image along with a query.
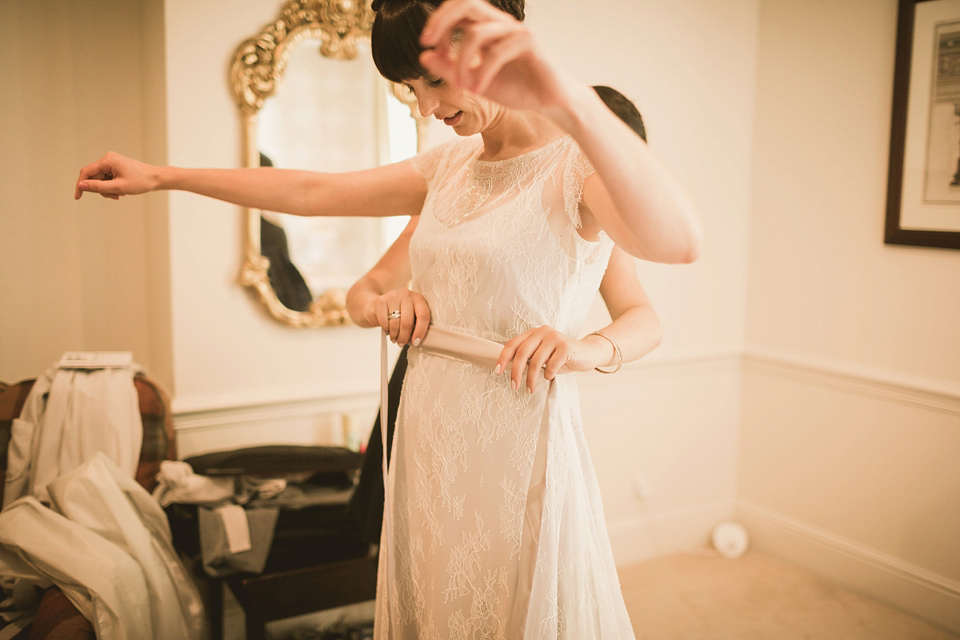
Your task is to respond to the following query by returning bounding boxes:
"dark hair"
[592,85,647,142]
[371,0,525,83]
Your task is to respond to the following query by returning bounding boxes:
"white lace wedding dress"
[374,134,636,639]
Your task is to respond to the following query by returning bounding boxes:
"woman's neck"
[478,109,565,161]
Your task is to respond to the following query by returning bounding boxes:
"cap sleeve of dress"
[561,141,596,229]
[410,138,463,190]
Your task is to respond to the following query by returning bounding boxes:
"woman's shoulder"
[411,135,483,181]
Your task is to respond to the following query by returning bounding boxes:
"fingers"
[468,30,530,95]
[410,296,431,346]
[75,151,155,201]
[541,340,570,381]
[386,306,402,344]
[78,179,123,198]
[419,0,522,91]
[454,21,515,89]
[420,0,507,48]
[495,327,572,393]
[374,298,390,332]
[75,158,113,199]
[525,343,553,394]
[420,49,454,85]
[393,295,416,344]
[75,153,125,200]
[378,289,430,347]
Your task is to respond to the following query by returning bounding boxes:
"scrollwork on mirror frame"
[231,0,375,116]
[230,0,427,329]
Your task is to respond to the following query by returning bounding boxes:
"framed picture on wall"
[886,0,960,249]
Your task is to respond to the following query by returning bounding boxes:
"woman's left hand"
[495,326,605,394]
[419,0,575,116]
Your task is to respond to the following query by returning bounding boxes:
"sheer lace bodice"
[410,135,611,342]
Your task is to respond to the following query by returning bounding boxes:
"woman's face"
[403,76,501,136]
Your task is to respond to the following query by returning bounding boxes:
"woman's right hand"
[75,152,161,200]
[366,287,431,347]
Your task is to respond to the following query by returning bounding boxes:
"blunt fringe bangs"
[371,0,526,83]
[371,1,437,83]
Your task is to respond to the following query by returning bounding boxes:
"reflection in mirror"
[233,1,426,327]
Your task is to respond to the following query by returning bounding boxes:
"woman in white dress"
[74,0,700,636]
[346,1,699,637]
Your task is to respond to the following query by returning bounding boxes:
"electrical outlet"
[633,472,651,499]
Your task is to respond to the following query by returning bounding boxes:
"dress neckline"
[473,134,570,166]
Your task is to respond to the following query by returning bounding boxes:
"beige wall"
[533,0,760,360]
[162,0,382,413]
[529,0,759,563]
[0,0,171,386]
[740,0,960,630]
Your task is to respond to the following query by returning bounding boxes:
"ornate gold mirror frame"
[230,0,427,328]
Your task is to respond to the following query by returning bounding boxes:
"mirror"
[231,0,428,327]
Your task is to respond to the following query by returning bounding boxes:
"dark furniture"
[169,345,408,640]
[166,446,374,640]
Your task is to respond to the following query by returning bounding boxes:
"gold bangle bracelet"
[588,330,623,374]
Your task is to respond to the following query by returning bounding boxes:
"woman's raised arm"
[560,89,701,264]
[418,0,702,263]
[74,151,428,219]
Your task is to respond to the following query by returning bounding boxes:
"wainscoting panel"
[174,348,746,572]
[737,499,960,634]
[739,348,960,634]
[578,350,743,568]
[175,390,380,458]
[608,499,736,568]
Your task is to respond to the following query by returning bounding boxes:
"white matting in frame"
[901,0,960,232]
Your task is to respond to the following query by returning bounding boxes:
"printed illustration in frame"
[886,0,960,249]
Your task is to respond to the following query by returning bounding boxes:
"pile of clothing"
[0,359,204,640]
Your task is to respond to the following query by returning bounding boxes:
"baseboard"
[736,499,960,635]
[607,499,735,568]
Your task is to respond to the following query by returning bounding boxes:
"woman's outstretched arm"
[74,151,428,219]
[419,0,701,263]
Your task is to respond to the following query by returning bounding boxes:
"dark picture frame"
[886,0,960,249]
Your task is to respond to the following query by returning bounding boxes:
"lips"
[443,111,463,126]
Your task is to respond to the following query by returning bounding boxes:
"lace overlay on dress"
[376,135,635,639]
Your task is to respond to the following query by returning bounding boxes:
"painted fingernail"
[511,380,517,391]
[495,364,501,374]
[413,337,421,346]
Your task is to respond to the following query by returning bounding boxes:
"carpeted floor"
[261,550,959,639]
[619,550,959,640]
